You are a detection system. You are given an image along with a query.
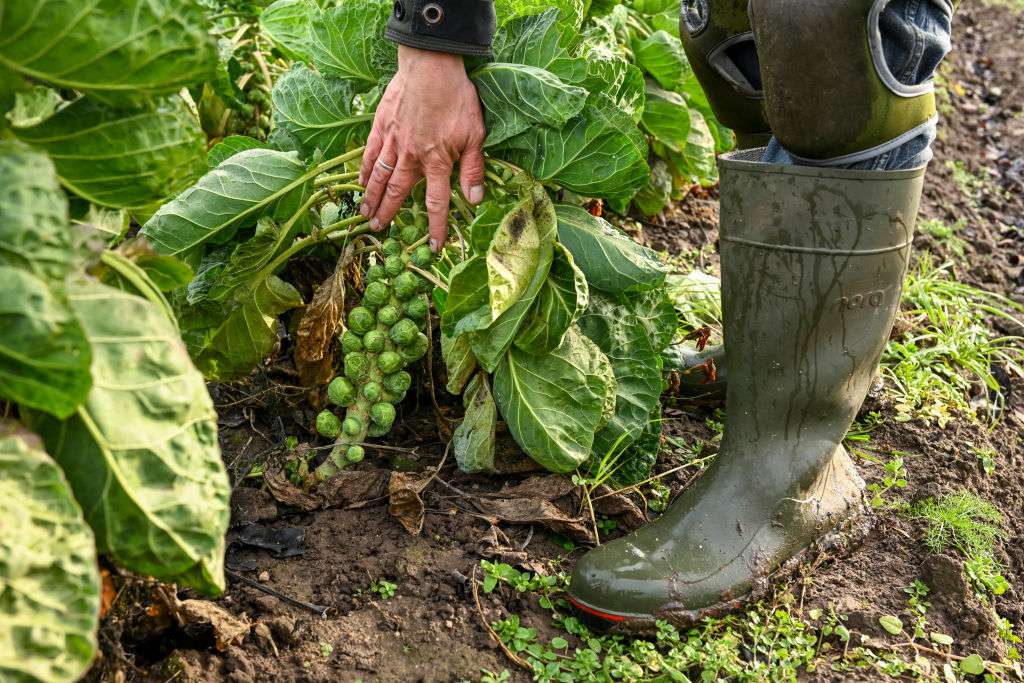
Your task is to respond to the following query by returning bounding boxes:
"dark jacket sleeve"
[386,1,496,57]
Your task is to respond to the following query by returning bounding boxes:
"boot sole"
[567,499,873,635]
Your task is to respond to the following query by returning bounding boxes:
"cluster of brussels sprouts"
[315,214,436,471]
[229,46,273,140]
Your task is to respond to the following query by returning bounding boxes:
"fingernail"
[371,218,382,232]
[429,238,439,253]
[469,185,485,204]
[360,203,369,217]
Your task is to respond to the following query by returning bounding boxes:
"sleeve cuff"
[386,1,496,57]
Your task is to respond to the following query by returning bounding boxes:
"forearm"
[385,0,496,57]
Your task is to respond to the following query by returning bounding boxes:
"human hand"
[359,45,487,251]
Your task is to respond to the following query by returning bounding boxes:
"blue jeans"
[763,0,954,170]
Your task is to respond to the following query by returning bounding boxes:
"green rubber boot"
[568,151,926,630]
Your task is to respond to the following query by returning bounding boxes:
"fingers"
[360,141,398,227]
[359,124,385,188]
[424,166,453,252]
[458,144,486,205]
[372,159,420,230]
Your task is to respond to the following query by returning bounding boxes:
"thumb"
[459,144,486,205]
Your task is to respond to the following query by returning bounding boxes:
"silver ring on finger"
[376,159,395,172]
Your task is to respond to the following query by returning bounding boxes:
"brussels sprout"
[348,307,375,334]
[390,319,419,347]
[344,352,370,381]
[343,416,363,436]
[382,238,403,257]
[415,272,433,293]
[377,305,401,327]
[404,297,429,321]
[371,402,396,428]
[363,329,386,354]
[383,370,412,396]
[316,410,342,438]
[393,271,418,300]
[346,445,365,464]
[411,245,434,268]
[341,330,363,355]
[378,351,403,375]
[398,332,429,363]
[400,225,421,246]
[365,264,387,283]
[388,223,403,239]
[328,377,356,407]
[367,422,391,438]
[363,281,390,308]
[384,254,405,277]
[363,381,383,402]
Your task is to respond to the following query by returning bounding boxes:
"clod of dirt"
[230,487,278,528]
[923,554,972,604]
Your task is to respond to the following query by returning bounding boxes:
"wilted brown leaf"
[388,471,430,535]
[472,497,596,544]
[295,253,348,386]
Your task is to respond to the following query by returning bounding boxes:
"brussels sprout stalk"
[313,218,437,482]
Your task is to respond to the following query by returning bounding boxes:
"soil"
[88,3,1024,682]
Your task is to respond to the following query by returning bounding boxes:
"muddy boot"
[568,151,926,630]
[663,343,727,402]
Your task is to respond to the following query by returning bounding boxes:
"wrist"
[397,44,467,76]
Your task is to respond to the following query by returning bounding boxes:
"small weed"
[903,580,931,641]
[946,160,993,208]
[918,217,969,257]
[862,450,909,508]
[882,257,1023,425]
[972,444,998,476]
[318,641,334,658]
[369,579,397,600]
[905,491,1009,600]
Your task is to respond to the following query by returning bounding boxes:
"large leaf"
[633,30,691,90]
[29,280,230,595]
[179,274,304,380]
[495,0,584,32]
[440,256,492,338]
[13,96,206,209]
[0,422,100,683]
[141,149,308,256]
[453,373,497,474]
[272,64,370,160]
[492,9,573,69]
[0,267,92,419]
[207,135,267,169]
[0,141,79,287]
[485,182,557,321]
[493,326,614,473]
[0,0,216,107]
[578,291,666,460]
[472,63,587,147]
[260,0,319,61]
[0,142,92,418]
[309,0,394,91]
[641,84,692,155]
[514,242,588,355]
[555,204,668,294]
[504,94,649,200]
[442,333,477,396]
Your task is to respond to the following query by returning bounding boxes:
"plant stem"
[265,216,369,274]
[315,171,360,187]
[408,264,448,293]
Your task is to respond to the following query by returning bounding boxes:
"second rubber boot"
[568,151,926,630]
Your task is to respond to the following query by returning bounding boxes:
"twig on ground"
[226,569,329,618]
[471,565,532,672]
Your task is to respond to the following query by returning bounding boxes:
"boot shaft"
[718,151,925,489]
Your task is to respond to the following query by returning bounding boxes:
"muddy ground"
[88,3,1024,681]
